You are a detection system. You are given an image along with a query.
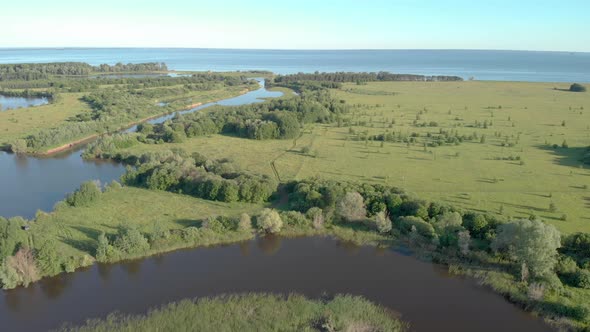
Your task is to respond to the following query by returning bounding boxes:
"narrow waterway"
[0,79,281,219]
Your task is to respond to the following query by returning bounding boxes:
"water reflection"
[0,95,49,111]
[0,237,552,332]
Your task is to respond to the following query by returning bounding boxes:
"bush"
[570,83,587,92]
[256,209,283,234]
[8,139,28,154]
[113,226,150,255]
[375,210,392,234]
[396,216,436,239]
[238,213,252,232]
[573,269,590,289]
[280,211,309,228]
[306,207,325,230]
[337,192,366,222]
[66,180,102,207]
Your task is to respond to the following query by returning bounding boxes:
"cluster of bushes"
[93,62,167,73]
[118,150,278,203]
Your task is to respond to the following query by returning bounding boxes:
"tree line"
[0,62,168,81]
[272,71,463,85]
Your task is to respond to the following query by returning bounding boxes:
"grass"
[117,80,590,233]
[30,186,263,261]
[59,293,405,332]
[0,93,90,146]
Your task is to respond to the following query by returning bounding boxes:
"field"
[31,186,262,259]
[118,80,590,233]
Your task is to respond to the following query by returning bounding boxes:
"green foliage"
[569,83,587,92]
[237,213,252,232]
[375,210,392,234]
[113,226,150,255]
[8,139,28,154]
[337,191,367,222]
[492,219,561,278]
[66,181,101,207]
[58,294,405,332]
[0,259,20,289]
[396,216,436,239]
[35,239,62,276]
[256,209,283,234]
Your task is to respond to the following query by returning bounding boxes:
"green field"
[31,186,262,260]
[116,80,590,233]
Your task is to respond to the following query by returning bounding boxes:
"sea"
[0,48,589,82]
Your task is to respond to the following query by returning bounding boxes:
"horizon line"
[0,47,588,54]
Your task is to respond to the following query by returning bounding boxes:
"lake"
[0,94,49,111]
[0,48,589,82]
[0,236,553,332]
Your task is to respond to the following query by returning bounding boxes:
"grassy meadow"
[117,80,590,233]
[31,186,262,260]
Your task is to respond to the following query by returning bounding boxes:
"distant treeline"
[0,62,167,81]
[272,71,463,84]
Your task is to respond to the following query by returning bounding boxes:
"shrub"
[256,209,283,234]
[570,83,587,92]
[306,207,325,230]
[8,139,28,154]
[396,216,436,239]
[113,226,150,255]
[280,211,309,228]
[66,180,101,207]
[337,192,366,222]
[375,210,392,234]
[238,213,252,232]
[573,269,590,289]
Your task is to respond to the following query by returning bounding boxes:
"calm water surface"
[0,95,49,110]
[0,237,553,332]
[0,79,281,219]
[0,48,589,82]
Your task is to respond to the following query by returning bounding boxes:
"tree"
[238,213,252,232]
[570,83,587,92]
[492,219,561,278]
[256,209,283,234]
[8,139,28,154]
[375,210,392,234]
[66,180,101,207]
[306,207,324,230]
[458,231,471,256]
[95,232,114,262]
[337,192,366,222]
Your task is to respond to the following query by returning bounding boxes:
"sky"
[1,0,589,52]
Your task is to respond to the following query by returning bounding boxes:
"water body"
[0,237,552,332]
[0,48,589,82]
[0,79,281,219]
[0,94,49,111]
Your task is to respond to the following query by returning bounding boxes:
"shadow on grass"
[174,218,204,228]
[535,144,589,168]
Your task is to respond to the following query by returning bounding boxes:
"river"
[0,79,281,219]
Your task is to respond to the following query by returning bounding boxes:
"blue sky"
[1,0,589,51]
